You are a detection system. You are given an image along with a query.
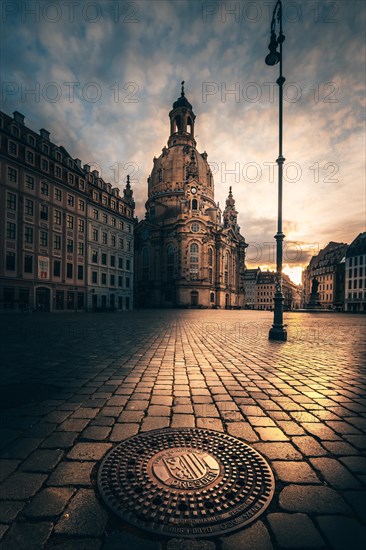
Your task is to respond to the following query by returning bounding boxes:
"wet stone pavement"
[0,309,365,550]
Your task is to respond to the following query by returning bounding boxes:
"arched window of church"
[210,292,215,303]
[142,247,149,280]
[192,198,198,210]
[225,252,229,286]
[187,117,193,134]
[158,168,163,183]
[167,244,175,281]
[190,243,199,280]
[174,115,182,133]
[208,248,213,266]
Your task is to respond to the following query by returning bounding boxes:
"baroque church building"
[134,85,248,308]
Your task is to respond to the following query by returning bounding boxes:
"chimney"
[92,170,99,178]
[74,158,81,169]
[40,128,50,141]
[83,164,90,173]
[13,111,25,124]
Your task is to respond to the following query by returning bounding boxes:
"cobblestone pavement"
[0,310,365,550]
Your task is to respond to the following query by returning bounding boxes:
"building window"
[28,135,35,146]
[210,292,215,303]
[92,229,99,242]
[42,144,49,154]
[92,209,98,220]
[79,179,85,190]
[209,267,213,284]
[68,173,74,185]
[190,243,199,280]
[24,227,33,243]
[119,257,123,269]
[110,274,115,285]
[40,231,48,246]
[54,234,61,250]
[126,277,130,288]
[66,263,73,278]
[92,251,98,263]
[78,199,85,211]
[6,222,16,239]
[6,252,16,271]
[54,210,62,225]
[55,166,62,178]
[78,219,85,233]
[53,260,61,277]
[25,175,34,189]
[208,248,213,266]
[127,241,131,252]
[101,273,107,285]
[166,244,174,281]
[41,182,49,195]
[26,150,34,164]
[92,271,98,284]
[110,255,115,267]
[24,255,33,273]
[192,198,198,210]
[78,242,84,256]
[24,199,34,216]
[118,276,123,287]
[102,232,108,245]
[67,215,74,229]
[77,265,84,280]
[41,158,49,172]
[7,167,17,182]
[101,253,107,265]
[55,188,62,201]
[118,220,124,230]
[119,238,124,249]
[7,192,16,210]
[191,222,199,233]
[111,217,116,227]
[102,213,108,223]
[67,239,74,253]
[8,141,17,156]
[40,204,48,220]
[126,259,130,271]
[111,235,116,247]
[67,194,74,206]
[127,224,131,233]
[102,196,108,206]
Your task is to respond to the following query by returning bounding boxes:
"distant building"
[282,273,302,310]
[344,232,366,312]
[255,271,276,310]
[243,268,260,309]
[134,86,248,308]
[303,242,348,309]
[0,110,135,312]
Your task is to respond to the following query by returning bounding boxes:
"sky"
[1,0,365,285]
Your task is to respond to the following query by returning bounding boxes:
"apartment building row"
[243,268,302,311]
[302,234,366,312]
[0,110,135,312]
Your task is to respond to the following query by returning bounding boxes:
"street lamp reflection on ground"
[266,0,287,342]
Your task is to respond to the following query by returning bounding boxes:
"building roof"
[346,232,366,258]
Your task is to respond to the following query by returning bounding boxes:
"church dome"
[148,84,214,199]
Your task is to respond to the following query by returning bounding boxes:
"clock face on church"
[190,186,197,195]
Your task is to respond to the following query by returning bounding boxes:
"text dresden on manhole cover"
[97,428,275,537]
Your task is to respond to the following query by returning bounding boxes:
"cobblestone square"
[0,310,365,549]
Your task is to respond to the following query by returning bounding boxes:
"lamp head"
[265,51,280,65]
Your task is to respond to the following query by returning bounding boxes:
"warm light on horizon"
[283,265,303,286]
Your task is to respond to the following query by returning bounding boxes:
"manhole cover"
[97,428,275,537]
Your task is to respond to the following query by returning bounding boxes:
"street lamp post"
[266,0,287,341]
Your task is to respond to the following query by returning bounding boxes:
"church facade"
[134,86,248,308]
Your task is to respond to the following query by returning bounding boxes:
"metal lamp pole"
[266,0,287,341]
